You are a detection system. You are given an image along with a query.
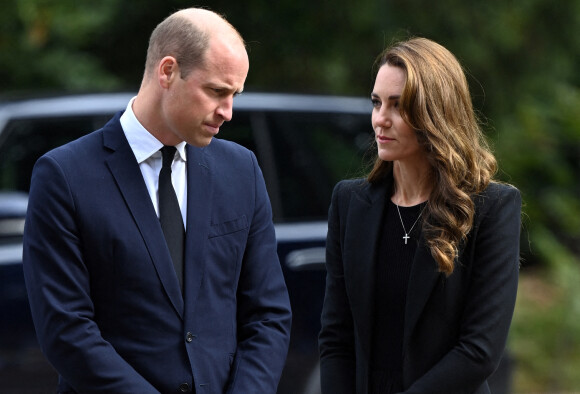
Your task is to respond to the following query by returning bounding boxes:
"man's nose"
[217,97,233,121]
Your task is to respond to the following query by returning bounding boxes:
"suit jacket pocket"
[208,215,249,238]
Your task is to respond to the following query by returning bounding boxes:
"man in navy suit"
[23,8,292,394]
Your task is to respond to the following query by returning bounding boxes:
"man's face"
[161,37,249,147]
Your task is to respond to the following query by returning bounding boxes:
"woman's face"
[371,64,423,164]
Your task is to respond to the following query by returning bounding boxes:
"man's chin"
[186,135,214,147]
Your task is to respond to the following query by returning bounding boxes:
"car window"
[0,104,374,223]
[219,111,373,222]
[0,116,110,192]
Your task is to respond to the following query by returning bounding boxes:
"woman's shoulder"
[333,177,383,199]
[331,177,391,208]
[474,181,522,214]
[480,181,521,200]
[329,178,367,206]
[333,178,367,193]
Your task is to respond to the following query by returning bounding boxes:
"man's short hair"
[144,13,210,79]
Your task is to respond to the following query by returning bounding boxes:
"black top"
[370,199,424,394]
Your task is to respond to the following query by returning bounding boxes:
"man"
[23,8,292,394]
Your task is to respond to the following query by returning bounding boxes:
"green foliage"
[497,83,580,265]
[0,0,122,92]
[511,241,580,390]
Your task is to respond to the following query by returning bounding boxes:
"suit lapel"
[403,228,441,351]
[102,118,184,318]
[345,180,389,359]
[182,144,213,307]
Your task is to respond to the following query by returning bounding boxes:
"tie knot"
[161,146,177,170]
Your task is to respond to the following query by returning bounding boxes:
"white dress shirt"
[120,97,187,228]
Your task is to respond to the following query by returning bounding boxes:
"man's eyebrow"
[205,83,244,96]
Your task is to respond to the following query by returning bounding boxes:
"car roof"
[0,92,371,131]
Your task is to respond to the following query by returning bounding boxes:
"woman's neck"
[391,160,433,207]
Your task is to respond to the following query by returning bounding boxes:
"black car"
[0,92,373,394]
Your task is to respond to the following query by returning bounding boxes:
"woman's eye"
[371,98,381,108]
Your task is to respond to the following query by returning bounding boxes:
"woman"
[318,37,521,394]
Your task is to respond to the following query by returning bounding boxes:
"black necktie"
[159,146,185,290]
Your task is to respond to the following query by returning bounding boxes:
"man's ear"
[158,56,179,88]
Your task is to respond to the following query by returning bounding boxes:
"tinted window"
[0,116,110,192]
[219,111,373,222]
[0,105,374,222]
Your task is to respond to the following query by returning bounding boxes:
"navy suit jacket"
[23,112,292,394]
[319,176,521,394]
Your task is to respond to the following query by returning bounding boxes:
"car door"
[217,107,372,394]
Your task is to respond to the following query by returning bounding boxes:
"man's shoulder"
[205,137,255,163]
[43,130,98,160]
[209,137,250,153]
[43,113,122,163]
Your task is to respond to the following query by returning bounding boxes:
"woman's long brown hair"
[368,38,497,275]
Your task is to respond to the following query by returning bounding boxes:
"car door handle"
[285,247,326,271]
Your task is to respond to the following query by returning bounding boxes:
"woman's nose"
[375,111,392,129]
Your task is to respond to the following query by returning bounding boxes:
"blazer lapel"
[347,175,443,364]
[102,118,184,318]
[403,233,441,351]
[345,180,389,359]
[182,144,213,307]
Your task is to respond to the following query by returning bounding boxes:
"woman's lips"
[377,135,395,143]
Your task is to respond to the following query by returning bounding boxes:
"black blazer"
[319,176,521,394]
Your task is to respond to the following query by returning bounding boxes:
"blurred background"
[1,0,579,392]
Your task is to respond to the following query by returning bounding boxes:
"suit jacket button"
[186,332,194,343]
[178,382,191,392]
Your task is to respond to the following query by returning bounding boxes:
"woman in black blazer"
[319,38,521,394]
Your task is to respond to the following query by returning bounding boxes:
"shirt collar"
[120,97,187,163]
